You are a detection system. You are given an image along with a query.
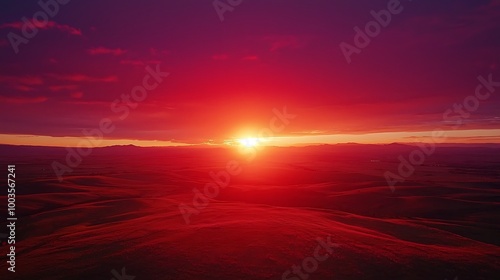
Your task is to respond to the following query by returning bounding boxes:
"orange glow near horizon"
[0,134,187,147]
[1,129,500,148]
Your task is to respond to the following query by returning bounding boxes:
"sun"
[238,137,259,147]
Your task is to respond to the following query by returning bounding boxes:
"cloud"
[88,47,127,56]
[47,73,118,83]
[0,75,43,91]
[49,85,79,91]
[70,92,84,99]
[0,75,43,86]
[11,85,36,92]
[0,96,47,104]
[0,73,116,93]
[0,20,82,36]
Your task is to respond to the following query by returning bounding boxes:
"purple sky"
[0,0,499,146]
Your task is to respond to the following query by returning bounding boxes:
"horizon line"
[1,129,500,148]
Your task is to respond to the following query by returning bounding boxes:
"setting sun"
[239,137,260,147]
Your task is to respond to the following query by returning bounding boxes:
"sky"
[0,0,499,147]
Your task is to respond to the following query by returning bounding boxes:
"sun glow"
[238,137,260,147]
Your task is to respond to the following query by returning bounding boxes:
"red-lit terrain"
[0,144,499,279]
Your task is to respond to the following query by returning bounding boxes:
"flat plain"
[0,144,499,279]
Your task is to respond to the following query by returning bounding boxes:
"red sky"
[0,0,499,146]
